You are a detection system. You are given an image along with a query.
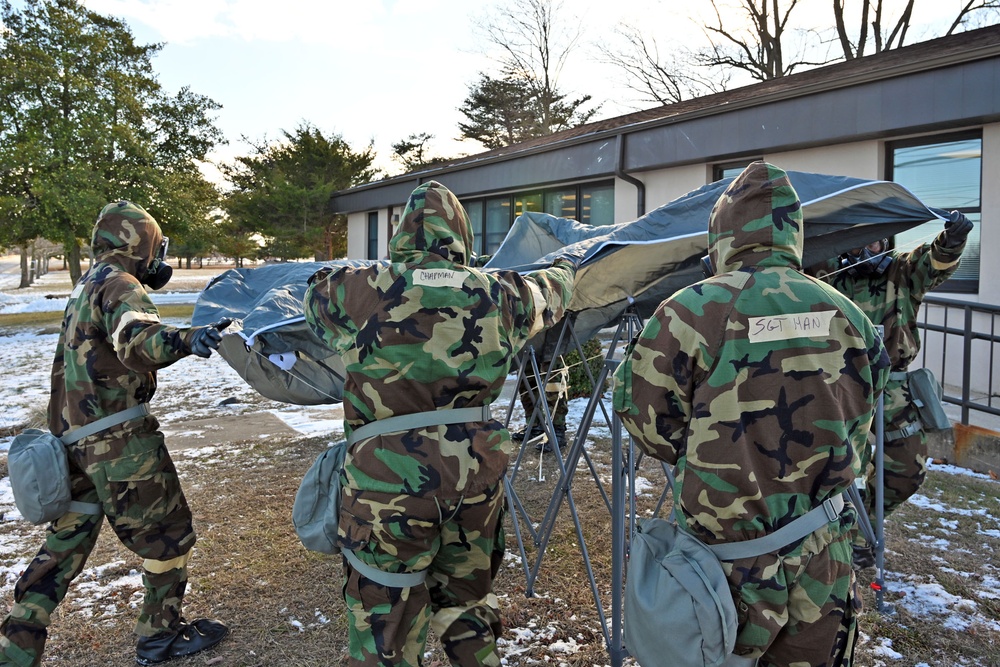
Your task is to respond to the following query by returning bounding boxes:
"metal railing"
[919,295,1000,425]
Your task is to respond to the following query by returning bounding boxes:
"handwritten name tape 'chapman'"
[748,310,837,344]
[413,269,466,289]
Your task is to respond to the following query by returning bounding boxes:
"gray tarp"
[193,171,943,405]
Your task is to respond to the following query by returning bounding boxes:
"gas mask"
[142,236,173,290]
[840,239,891,277]
[700,254,715,278]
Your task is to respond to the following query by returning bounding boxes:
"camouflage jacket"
[613,162,890,545]
[827,232,965,423]
[49,202,206,438]
[304,181,576,498]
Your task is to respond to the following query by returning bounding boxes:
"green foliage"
[0,0,223,282]
[213,219,260,268]
[391,132,451,173]
[221,123,377,261]
[458,73,535,150]
[458,71,598,150]
[564,337,606,399]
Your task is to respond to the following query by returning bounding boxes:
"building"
[334,24,996,298]
[330,24,1000,424]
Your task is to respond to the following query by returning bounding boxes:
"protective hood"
[90,201,164,278]
[708,161,803,273]
[388,180,473,266]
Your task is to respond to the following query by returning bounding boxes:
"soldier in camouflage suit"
[304,181,576,667]
[0,202,229,667]
[511,328,570,451]
[613,162,889,666]
[817,212,972,568]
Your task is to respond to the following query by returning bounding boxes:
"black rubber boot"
[536,426,568,452]
[135,618,229,665]
[512,425,544,443]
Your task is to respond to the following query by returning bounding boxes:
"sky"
[71,0,971,180]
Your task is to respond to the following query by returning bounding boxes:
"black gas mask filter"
[840,239,891,277]
[142,236,173,290]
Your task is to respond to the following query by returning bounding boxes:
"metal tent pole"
[609,367,626,667]
[873,349,889,612]
[502,307,648,665]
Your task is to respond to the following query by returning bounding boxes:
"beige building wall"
[979,122,1000,306]
[615,142,886,226]
[346,212,367,260]
[766,141,882,180]
[346,208,400,260]
[614,164,717,223]
[640,164,712,215]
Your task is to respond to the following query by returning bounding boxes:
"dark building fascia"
[331,24,1000,215]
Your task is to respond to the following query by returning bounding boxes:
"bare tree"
[474,0,597,134]
[833,0,915,59]
[602,0,1000,109]
[945,0,1000,34]
[696,0,831,81]
[596,24,732,106]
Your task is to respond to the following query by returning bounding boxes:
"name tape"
[748,310,837,343]
[413,269,466,289]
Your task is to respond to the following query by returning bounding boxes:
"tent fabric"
[193,171,943,406]
[193,260,378,404]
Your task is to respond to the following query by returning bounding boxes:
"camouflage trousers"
[721,513,860,667]
[339,480,506,667]
[864,408,928,520]
[518,356,568,430]
[0,426,195,667]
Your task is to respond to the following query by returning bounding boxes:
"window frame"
[366,211,380,260]
[460,179,615,255]
[713,159,761,182]
[885,130,982,294]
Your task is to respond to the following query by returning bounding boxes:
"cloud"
[84,0,389,46]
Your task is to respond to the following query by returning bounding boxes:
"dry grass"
[0,305,195,333]
[33,435,351,667]
[852,468,1000,667]
[3,416,1000,665]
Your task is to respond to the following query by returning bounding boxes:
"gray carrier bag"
[8,429,96,525]
[292,439,348,555]
[908,367,951,431]
[625,494,846,667]
[625,517,738,667]
[291,439,428,588]
[8,405,147,525]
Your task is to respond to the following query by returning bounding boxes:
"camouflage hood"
[91,201,163,278]
[709,161,803,273]
[388,181,473,266]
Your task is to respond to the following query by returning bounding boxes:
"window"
[460,180,616,254]
[515,192,543,216]
[545,189,576,218]
[485,197,511,255]
[713,160,759,181]
[366,212,379,260]
[580,183,615,226]
[466,202,485,256]
[888,133,981,293]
